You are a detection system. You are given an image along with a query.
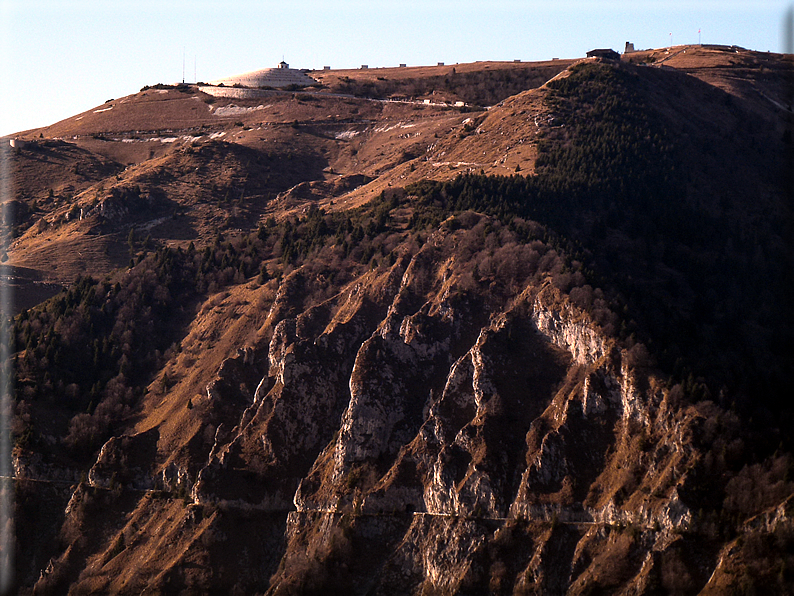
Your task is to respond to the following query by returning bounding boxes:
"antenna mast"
[182,47,185,83]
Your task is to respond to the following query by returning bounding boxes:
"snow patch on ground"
[209,131,226,140]
[152,135,202,144]
[93,106,113,113]
[212,104,269,117]
[335,130,360,140]
[374,122,416,133]
[432,161,482,168]
[118,135,202,144]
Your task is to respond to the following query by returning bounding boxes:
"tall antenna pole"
[669,32,672,48]
[182,47,185,84]
[698,28,701,45]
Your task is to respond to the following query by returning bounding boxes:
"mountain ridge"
[6,45,794,594]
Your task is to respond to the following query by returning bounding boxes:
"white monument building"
[200,61,317,98]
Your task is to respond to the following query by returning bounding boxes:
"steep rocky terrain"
[5,47,794,594]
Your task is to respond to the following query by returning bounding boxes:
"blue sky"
[1,1,791,136]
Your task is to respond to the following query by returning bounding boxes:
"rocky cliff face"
[21,215,785,595]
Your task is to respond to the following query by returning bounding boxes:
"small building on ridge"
[587,48,620,61]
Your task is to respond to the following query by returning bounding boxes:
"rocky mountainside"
[5,46,794,594]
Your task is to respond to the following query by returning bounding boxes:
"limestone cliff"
[19,213,791,595]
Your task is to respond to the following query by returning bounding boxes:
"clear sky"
[1,0,791,136]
